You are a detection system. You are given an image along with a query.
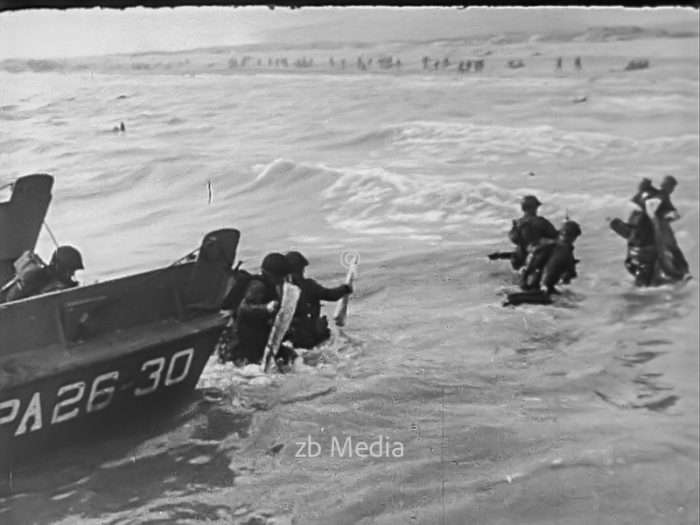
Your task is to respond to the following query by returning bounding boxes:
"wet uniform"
[288,276,349,349]
[223,276,281,365]
[621,209,658,286]
[520,238,578,293]
[653,189,690,279]
[508,215,559,270]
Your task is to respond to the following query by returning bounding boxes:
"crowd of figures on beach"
[123,52,657,76]
[225,55,585,73]
[216,54,650,74]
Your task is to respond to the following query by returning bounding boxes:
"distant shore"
[1,31,697,78]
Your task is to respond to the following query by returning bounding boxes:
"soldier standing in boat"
[284,251,352,349]
[1,245,84,303]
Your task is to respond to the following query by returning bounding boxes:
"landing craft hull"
[0,318,223,473]
[0,177,240,472]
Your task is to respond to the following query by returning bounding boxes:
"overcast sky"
[0,6,697,60]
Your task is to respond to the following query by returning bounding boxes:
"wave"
[227,155,700,250]
[235,159,638,246]
[335,120,698,165]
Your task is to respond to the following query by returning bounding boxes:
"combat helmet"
[560,220,582,239]
[285,251,309,273]
[520,195,542,211]
[661,175,677,190]
[261,252,292,278]
[50,245,84,272]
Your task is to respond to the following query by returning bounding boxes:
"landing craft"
[0,174,237,472]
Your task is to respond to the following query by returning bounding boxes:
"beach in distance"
[0,11,698,525]
[2,23,697,78]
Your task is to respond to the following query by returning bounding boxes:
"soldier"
[507,195,559,271]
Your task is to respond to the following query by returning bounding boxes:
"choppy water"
[0,40,699,524]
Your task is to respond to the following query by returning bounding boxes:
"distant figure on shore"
[625,59,649,71]
[442,57,450,68]
[556,57,562,71]
[474,59,484,72]
[112,121,125,133]
[466,60,472,72]
[341,59,346,70]
[368,58,373,67]
[422,56,430,70]
[574,56,582,70]
[434,61,440,71]
[395,59,401,68]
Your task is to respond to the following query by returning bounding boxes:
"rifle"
[487,251,514,261]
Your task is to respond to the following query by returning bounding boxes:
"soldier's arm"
[306,279,350,302]
[237,280,274,324]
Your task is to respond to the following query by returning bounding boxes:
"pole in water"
[207,181,213,204]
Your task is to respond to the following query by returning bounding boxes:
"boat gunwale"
[0,312,227,391]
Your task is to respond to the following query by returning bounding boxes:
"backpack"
[1,251,48,302]
[220,267,262,314]
[14,250,46,282]
[216,266,262,364]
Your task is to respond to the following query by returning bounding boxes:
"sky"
[0,6,697,60]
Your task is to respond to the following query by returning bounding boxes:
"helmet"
[520,195,542,211]
[661,175,677,188]
[261,252,291,278]
[285,251,309,272]
[560,220,582,238]
[50,245,84,271]
[638,178,654,192]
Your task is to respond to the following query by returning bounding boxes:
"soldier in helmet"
[507,195,559,270]
[520,220,582,294]
[284,251,352,349]
[646,175,689,280]
[612,176,689,285]
[224,252,292,366]
[2,245,83,303]
[657,175,680,221]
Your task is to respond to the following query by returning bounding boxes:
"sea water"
[0,36,698,525]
